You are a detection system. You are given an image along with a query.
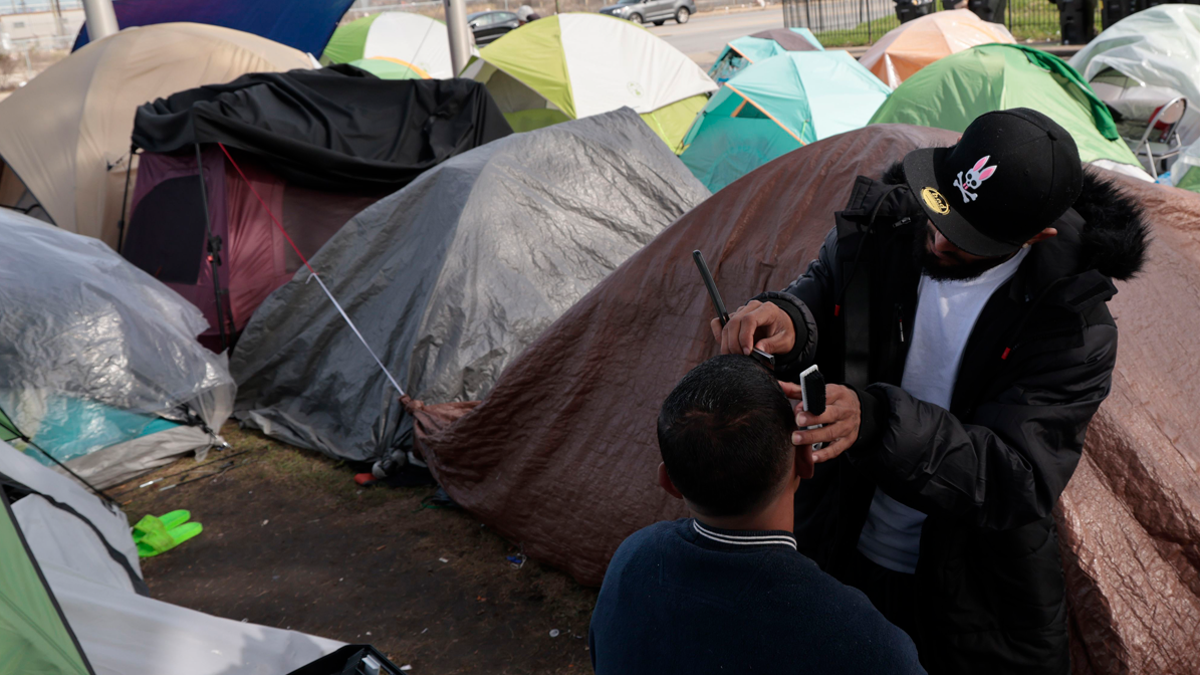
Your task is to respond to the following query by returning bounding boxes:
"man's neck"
[692,493,795,533]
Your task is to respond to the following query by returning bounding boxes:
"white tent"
[322,12,459,79]
[0,439,342,675]
[1070,5,1200,154]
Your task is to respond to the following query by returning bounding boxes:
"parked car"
[599,0,695,25]
[468,10,520,45]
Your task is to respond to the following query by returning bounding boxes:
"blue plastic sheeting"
[20,398,179,466]
[73,0,354,55]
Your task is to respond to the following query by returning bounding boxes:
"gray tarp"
[231,108,710,461]
[0,209,234,485]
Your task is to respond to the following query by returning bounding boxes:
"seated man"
[589,355,925,674]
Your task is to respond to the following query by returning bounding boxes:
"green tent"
[681,51,891,192]
[349,57,424,80]
[0,489,94,675]
[322,12,455,79]
[870,44,1141,168]
[709,28,823,85]
[462,13,716,151]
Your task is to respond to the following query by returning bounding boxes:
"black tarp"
[131,65,513,192]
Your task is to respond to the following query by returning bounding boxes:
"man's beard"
[912,224,1012,282]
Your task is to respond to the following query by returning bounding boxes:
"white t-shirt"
[856,247,1029,574]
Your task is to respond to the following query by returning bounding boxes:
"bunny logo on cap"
[953,156,997,203]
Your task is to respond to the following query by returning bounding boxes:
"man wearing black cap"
[712,108,1149,674]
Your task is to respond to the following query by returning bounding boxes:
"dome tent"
[1069,5,1200,166]
[321,12,459,79]
[230,109,710,462]
[123,67,511,349]
[869,44,1144,174]
[462,13,716,151]
[708,27,823,86]
[0,437,342,675]
[0,23,312,249]
[0,208,234,489]
[859,9,1016,89]
[681,51,890,192]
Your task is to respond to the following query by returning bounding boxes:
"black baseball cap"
[902,108,1084,257]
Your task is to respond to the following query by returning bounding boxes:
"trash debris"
[549,629,560,638]
[421,628,428,634]
[132,511,202,558]
[507,553,527,569]
[261,519,269,526]
[438,557,449,563]
[400,666,412,672]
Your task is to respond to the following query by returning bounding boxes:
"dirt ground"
[112,423,599,674]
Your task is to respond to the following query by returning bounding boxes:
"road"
[647,7,784,69]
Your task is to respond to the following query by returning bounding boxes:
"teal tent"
[709,28,823,85]
[681,51,890,192]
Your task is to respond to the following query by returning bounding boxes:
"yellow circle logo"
[922,187,950,215]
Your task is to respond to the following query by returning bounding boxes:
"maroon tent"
[416,124,1200,675]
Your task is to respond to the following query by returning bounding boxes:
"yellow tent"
[0,23,311,248]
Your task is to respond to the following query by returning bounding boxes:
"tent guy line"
[216,142,407,398]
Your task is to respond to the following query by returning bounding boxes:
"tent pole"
[115,144,135,253]
[194,143,230,352]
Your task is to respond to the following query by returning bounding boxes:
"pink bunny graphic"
[953,156,997,202]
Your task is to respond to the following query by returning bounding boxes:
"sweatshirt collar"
[691,519,797,551]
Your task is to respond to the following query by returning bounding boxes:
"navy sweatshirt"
[589,518,926,674]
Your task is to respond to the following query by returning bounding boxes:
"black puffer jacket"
[761,166,1149,675]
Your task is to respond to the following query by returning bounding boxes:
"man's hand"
[710,300,795,356]
[778,383,861,463]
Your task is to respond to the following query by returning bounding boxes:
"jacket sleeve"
[848,321,1117,531]
[754,226,839,373]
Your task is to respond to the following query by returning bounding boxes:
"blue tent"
[683,51,890,192]
[709,28,823,86]
[74,0,354,55]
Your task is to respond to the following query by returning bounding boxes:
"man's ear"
[796,444,815,480]
[1025,227,1057,247]
[658,462,684,500]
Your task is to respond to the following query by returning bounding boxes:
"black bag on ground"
[287,645,404,675]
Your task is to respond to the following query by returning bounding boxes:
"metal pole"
[81,0,119,41]
[443,0,471,76]
[51,0,63,36]
[194,144,230,352]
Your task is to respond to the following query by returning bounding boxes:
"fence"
[783,0,1070,46]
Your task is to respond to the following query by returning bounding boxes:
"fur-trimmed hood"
[1072,170,1149,281]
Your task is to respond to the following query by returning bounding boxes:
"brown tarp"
[417,124,1200,674]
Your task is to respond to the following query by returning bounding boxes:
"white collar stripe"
[692,520,797,550]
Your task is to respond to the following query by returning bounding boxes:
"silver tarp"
[0,208,234,485]
[231,108,711,462]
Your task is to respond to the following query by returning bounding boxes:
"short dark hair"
[656,355,796,517]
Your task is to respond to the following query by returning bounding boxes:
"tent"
[708,27,823,86]
[869,44,1146,175]
[347,57,424,79]
[73,0,354,55]
[859,9,1016,89]
[462,13,716,152]
[230,109,710,462]
[407,123,1200,675]
[1170,137,1200,192]
[680,51,890,192]
[0,208,234,489]
[123,67,512,348]
[321,12,457,79]
[1069,5,1200,157]
[0,23,312,249]
[0,438,342,675]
